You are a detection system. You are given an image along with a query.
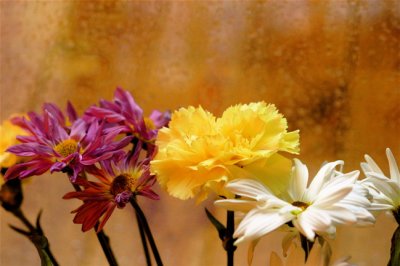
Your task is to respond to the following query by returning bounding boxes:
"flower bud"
[0,178,23,212]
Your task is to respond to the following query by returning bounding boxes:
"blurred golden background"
[0,1,399,265]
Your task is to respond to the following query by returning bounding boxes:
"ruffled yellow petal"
[218,102,300,164]
[151,103,299,201]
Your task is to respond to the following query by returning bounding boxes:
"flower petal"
[214,199,258,212]
[363,154,384,175]
[225,178,273,200]
[305,160,343,202]
[289,158,308,201]
[234,208,294,245]
[386,148,400,184]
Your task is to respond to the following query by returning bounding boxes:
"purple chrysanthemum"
[85,87,170,152]
[63,143,159,232]
[4,103,132,182]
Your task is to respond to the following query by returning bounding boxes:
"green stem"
[226,210,235,266]
[94,224,119,266]
[43,245,58,266]
[130,198,163,266]
[135,204,152,266]
[389,225,400,266]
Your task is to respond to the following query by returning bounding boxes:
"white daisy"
[360,148,400,218]
[215,159,374,244]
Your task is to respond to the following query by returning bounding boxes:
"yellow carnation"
[0,116,26,176]
[217,102,299,165]
[151,103,300,201]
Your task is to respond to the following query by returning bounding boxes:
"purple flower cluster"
[4,87,170,231]
[85,87,170,154]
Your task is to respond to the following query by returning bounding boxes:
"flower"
[85,87,170,150]
[4,104,132,182]
[63,144,159,232]
[270,239,354,266]
[215,159,374,245]
[360,148,400,221]
[151,103,299,201]
[0,115,27,173]
[0,179,23,212]
[218,102,299,161]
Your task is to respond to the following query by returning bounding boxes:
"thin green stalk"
[136,210,151,266]
[135,203,152,266]
[130,198,163,266]
[226,210,235,266]
[94,224,119,266]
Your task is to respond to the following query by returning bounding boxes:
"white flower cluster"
[215,148,399,265]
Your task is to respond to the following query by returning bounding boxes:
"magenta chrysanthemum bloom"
[4,104,132,182]
[63,144,159,232]
[85,87,170,150]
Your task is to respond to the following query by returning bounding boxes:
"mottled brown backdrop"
[0,1,399,265]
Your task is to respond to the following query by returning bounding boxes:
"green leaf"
[36,210,44,235]
[9,224,30,236]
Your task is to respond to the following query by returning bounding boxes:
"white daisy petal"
[313,186,353,208]
[293,214,316,241]
[323,170,360,190]
[363,176,398,206]
[320,206,357,224]
[386,148,400,184]
[361,148,400,217]
[304,209,333,232]
[367,202,393,211]
[306,160,344,202]
[225,178,273,199]
[234,209,294,245]
[360,162,373,176]
[289,158,308,200]
[364,154,384,174]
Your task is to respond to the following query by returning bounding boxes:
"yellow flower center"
[291,201,309,215]
[144,117,155,130]
[54,139,78,158]
[110,173,137,196]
